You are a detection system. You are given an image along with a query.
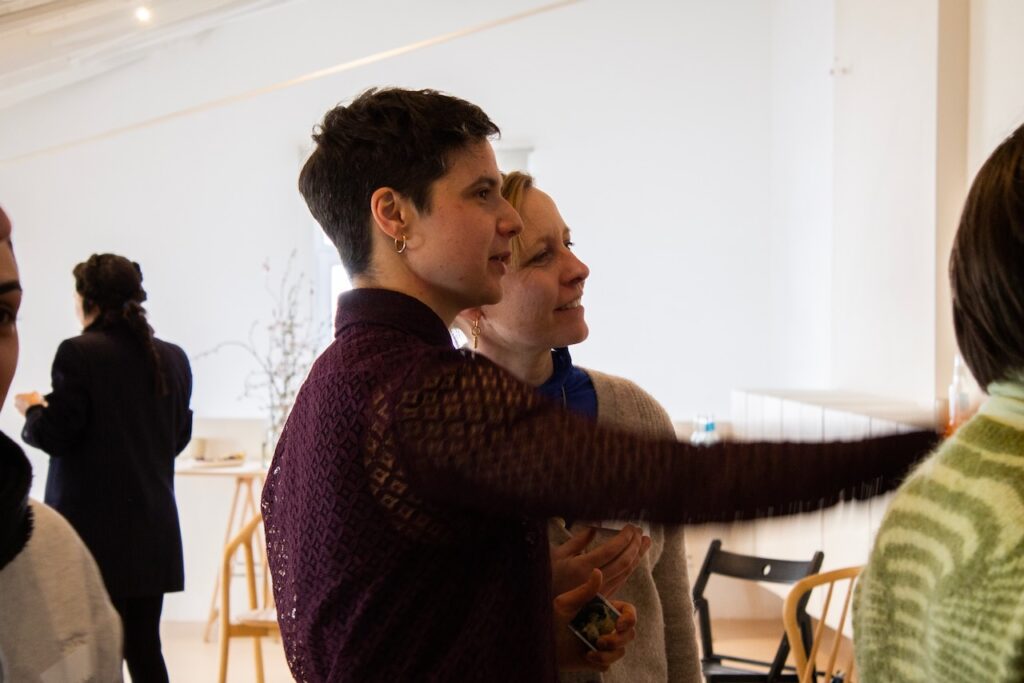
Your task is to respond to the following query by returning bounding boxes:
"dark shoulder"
[153,337,188,361]
[152,338,192,379]
[56,330,115,358]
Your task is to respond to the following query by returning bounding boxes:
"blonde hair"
[500,171,534,269]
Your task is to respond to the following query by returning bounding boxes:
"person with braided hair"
[16,252,193,683]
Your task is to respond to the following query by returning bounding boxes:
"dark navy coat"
[23,326,192,598]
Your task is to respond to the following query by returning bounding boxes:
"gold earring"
[471,316,481,349]
[394,234,407,254]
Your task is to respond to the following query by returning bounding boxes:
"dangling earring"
[471,316,481,349]
[394,233,407,254]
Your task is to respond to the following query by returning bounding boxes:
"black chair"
[692,539,824,682]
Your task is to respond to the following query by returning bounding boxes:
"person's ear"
[369,187,414,243]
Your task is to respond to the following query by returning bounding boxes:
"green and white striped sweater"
[854,380,1024,682]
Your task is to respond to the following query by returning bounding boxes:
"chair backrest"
[219,513,277,683]
[221,513,267,620]
[692,539,824,679]
[782,565,862,683]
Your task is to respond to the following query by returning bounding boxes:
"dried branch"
[195,251,325,441]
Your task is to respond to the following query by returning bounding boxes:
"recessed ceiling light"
[135,6,152,23]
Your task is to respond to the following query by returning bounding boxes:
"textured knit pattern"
[560,368,702,683]
[853,381,1024,682]
[263,288,937,683]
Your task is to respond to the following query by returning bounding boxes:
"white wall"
[830,0,938,404]
[823,0,1020,407]
[968,0,1024,173]
[767,0,835,389]
[934,0,969,400]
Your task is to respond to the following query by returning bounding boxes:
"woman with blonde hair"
[458,170,701,682]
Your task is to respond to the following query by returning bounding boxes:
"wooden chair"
[218,513,280,683]
[782,566,862,683]
[692,539,824,682]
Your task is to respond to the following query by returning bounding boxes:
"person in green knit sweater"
[853,121,1024,682]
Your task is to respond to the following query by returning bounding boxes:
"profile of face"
[0,208,21,408]
[74,292,87,328]
[391,140,522,316]
[478,187,590,353]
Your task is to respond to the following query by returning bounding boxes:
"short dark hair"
[950,121,1024,388]
[298,88,500,276]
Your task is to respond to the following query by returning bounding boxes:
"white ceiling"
[0,0,298,109]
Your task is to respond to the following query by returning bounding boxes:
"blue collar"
[536,347,597,420]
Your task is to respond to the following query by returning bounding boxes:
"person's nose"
[498,199,523,239]
[566,252,589,290]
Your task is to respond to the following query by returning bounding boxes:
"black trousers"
[111,594,169,683]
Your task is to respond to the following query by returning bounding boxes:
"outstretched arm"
[392,351,939,525]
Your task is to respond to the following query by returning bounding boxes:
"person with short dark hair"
[264,87,938,682]
[17,253,193,683]
[853,122,1024,682]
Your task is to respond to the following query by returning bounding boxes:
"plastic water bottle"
[946,354,970,436]
[690,414,721,446]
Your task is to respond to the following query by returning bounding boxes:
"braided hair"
[74,254,167,395]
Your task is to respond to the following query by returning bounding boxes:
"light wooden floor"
[160,622,291,683]
[159,618,856,682]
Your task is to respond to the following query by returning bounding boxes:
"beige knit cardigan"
[556,368,702,683]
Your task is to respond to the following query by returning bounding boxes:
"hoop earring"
[394,234,407,254]
[471,316,481,350]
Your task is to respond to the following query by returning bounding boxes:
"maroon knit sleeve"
[390,352,939,524]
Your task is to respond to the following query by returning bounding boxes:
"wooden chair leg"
[218,625,230,683]
[254,636,265,683]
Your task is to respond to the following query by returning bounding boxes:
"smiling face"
[0,208,21,407]
[479,186,590,355]
[399,140,523,321]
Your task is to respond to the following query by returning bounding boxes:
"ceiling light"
[135,6,152,23]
